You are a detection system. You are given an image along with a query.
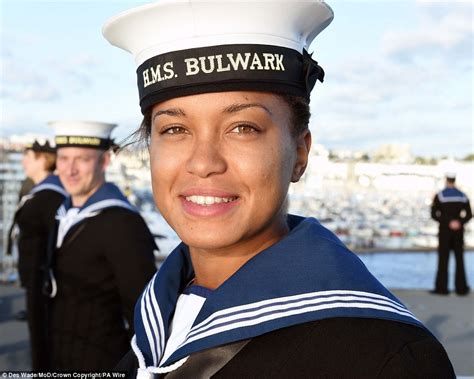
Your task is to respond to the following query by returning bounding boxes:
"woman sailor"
[103,1,454,377]
[8,139,67,370]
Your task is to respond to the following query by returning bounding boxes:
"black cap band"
[25,140,56,153]
[137,44,324,114]
[55,135,113,149]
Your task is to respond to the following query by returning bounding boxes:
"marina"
[1,144,474,267]
[1,141,473,376]
[0,144,474,268]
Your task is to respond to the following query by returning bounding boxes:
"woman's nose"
[185,139,227,178]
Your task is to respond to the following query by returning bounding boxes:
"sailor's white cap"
[103,0,334,113]
[445,172,457,180]
[49,121,117,149]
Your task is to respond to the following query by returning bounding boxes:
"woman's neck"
[31,170,49,185]
[189,217,289,290]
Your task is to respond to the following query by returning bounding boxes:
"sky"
[0,0,472,158]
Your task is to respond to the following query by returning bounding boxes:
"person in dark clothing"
[44,121,157,370]
[431,173,472,295]
[103,1,455,377]
[7,140,67,370]
[116,317,454,379]
[8,177,35,322]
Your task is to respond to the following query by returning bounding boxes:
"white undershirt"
[56,207,80,248]
[160,291,207,365]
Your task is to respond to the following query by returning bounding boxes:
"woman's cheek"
[150,145,168,205]
[150,143,184,200]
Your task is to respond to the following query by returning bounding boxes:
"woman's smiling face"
[149,91,309,253]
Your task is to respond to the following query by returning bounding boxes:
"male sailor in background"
[431,172,472,295]
[7,139,67,370]
[45,121,157,370]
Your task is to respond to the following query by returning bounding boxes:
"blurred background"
[1,0,473,376]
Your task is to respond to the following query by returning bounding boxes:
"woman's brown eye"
[232,124,258,134]
[162,126,186,135]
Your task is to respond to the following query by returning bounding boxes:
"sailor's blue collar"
[55,182,137,248]
[134,215,424,370]
[30,174,67,197]
[442,187,464,196]
[439,187,467,203]
[36,174,62,188]
[182,285,213,298]
[60,182,133,212]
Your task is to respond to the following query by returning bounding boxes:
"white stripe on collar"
[149,275,166,357]
[438,191,467,203]
[178,290,417,350]
[137,288,419,371]
[56,208,98,248]
[17,194,34,209]
[57,204,67,217]
[135,277,191,377]
[140,275,166,366]
[31,183,68,197]
[55,199,136,248]
[141,280,159,365]
[16,183,66,212]
[77,198,136,215]
[186,290,413,340]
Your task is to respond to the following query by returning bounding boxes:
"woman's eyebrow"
[152,108,186,123]
[223,103,273,116]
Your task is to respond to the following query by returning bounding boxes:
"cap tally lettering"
[136,44,317,113]
[103,0,334,113]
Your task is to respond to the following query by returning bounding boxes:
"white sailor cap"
[103,0,334,114]
[49,121,117,150]
[445,172,457,180]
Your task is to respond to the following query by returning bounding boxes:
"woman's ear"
[291,130,311,183]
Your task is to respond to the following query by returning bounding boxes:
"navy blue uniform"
[9,175,66,370]
[121,215,454,377]
[47,183,157,370]
[431,187,472,294]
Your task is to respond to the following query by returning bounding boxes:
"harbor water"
[359,251,474,290]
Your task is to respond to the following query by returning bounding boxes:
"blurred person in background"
[5,178,35,294]
[103,1,455,377]
[43,121,157,370]
[6,140,67,370]
[431,173,472,295]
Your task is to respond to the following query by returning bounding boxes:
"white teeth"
[185,195,236,206]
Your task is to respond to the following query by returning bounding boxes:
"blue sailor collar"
[57,181,136,215]
[30,174,68,197]
[439,187,468,203]
[16,175,67,211]
[10,175,67,255]
[56,182,137,248]
[133,215,424,374]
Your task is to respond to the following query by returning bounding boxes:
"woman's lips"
[179,194,240,217]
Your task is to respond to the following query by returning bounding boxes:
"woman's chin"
[179,232,240,252]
